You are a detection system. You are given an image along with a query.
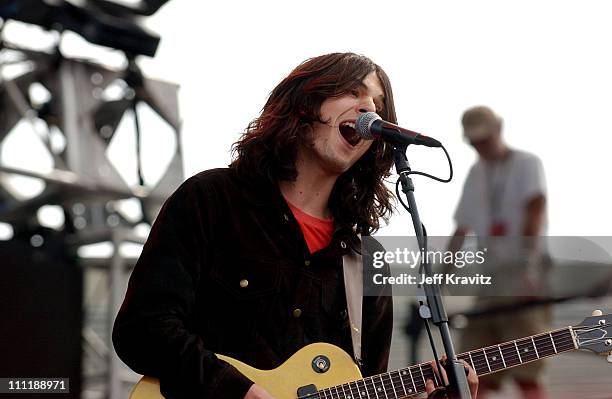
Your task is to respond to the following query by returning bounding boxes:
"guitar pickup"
[297,384,318,398]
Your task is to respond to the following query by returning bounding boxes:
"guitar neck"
[315,326,577,399]
[457,326,576,377]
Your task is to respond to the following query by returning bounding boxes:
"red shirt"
[285,200,334,253]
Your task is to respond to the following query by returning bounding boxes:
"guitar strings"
[307,337,577,399]
[316,370,437,399]
[317,336,575,398]
[458,329,573,371]
[312,358,445,399]
[456,324,610,377]
[463,338,575,374]
[297,323,611,399]
[311,334,601,399]
[467,332,575,366]
[312,333,576,399]
[312,367,437,399]
[436,323,609,383]
[574,322,612,334]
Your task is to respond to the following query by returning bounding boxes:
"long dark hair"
[231,53,397,234]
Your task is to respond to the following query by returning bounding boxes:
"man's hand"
[425,356,479,398]
[244,384,275,399]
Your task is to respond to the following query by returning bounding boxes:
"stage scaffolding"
[0,28,183,398]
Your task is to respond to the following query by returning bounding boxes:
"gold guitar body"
[130,342,362,399]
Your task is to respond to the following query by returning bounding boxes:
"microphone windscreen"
[355,112,381,140]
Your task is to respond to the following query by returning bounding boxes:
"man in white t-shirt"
[450,106,550,399]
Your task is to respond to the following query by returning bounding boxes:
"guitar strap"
[342,247,363,366]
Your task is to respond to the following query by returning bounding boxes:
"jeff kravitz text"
[372,273,492,285]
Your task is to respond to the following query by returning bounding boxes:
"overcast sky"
[2,0,611,241]
[143,0,612,237]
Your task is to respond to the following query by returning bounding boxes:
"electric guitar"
[130,311,612,398]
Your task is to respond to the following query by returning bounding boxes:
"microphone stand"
[393,145,472,399]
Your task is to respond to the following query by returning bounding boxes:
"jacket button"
[239,279,249,288]
[304,260,310,266]
[292,308,302,318]
[283,213,290,222]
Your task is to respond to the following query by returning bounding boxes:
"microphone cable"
[394,143,454,216]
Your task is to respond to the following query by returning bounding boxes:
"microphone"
[355,112,442,148]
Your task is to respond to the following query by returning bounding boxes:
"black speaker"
[0,228,82,399]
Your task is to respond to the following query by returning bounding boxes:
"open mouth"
[339,121,361,147]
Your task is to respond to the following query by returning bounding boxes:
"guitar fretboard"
[313,327,576,399]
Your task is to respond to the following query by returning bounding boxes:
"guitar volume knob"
[312,355,331,373]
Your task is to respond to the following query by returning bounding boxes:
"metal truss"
[0,38,183,398]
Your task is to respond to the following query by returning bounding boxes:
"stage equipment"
[0,3,181,396]
[0,0,171,57]
[386,130,472,396]
[0,229,82,399]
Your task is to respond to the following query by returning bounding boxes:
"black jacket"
[112,168,393,398]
